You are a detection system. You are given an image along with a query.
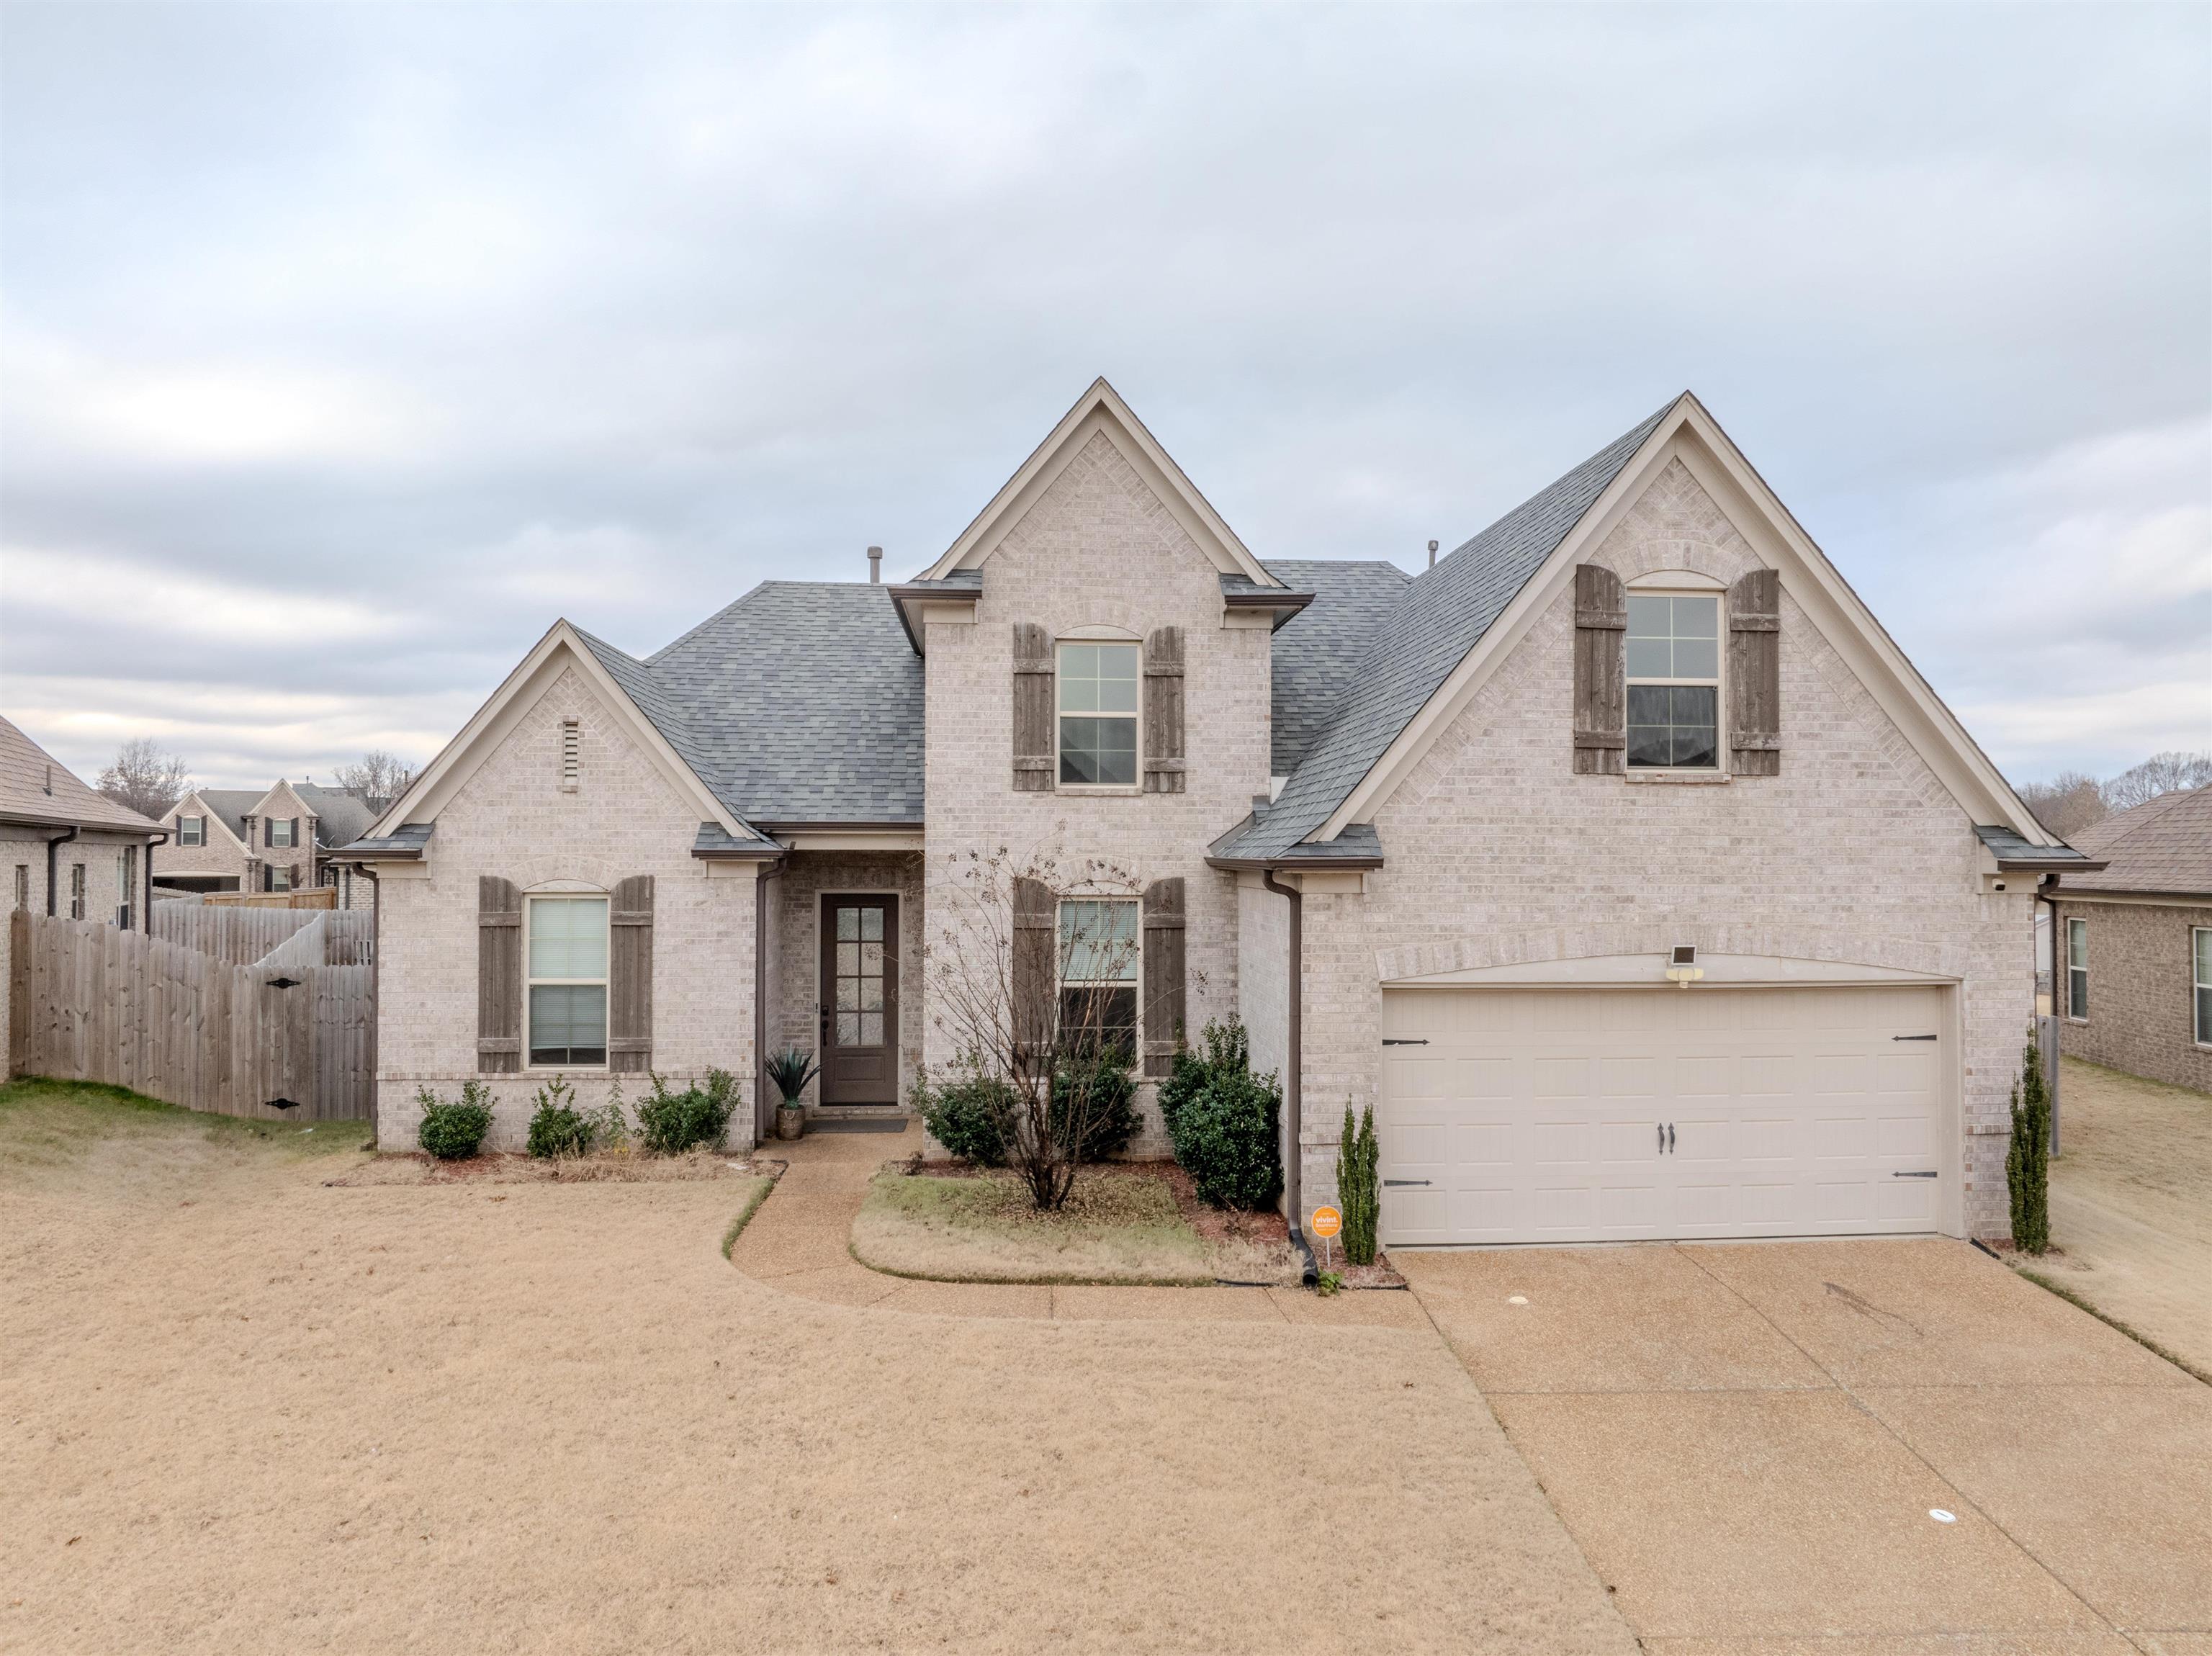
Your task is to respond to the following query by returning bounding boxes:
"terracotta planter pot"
[775,1103,806,1141]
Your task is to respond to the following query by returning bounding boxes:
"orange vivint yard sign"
[1309,1206,1341,1238]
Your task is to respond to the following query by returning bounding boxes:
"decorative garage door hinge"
[1892,1034,1938,1041]
[1382,1038,1429,1045]
[1892,1170,1939,1179]
[1382,1179,1431,1187]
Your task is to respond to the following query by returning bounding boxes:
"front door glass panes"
[1058,642,1139,786]
[833,904,887,1048]
[1626,595,1719,769]
[529,896,608,1066]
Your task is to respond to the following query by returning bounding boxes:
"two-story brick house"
[337,381,2091,1244]
[156,779,376,904]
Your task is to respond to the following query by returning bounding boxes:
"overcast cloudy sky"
[4,4,2207,795]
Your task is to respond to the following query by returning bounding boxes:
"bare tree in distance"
[96,738,192,820]
[2017,770,2108,839]
[333,750,418,811]
[2101,751,2212,811]
[923,845,1147,1210]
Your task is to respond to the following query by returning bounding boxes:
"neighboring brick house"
[338,381,2092,1243]
[2050,786,2212,1094]
[1,715,165,1077]
[156,780,376,906]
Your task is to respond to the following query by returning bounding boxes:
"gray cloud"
[4,4,2207,791]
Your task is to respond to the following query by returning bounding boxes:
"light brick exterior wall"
[768,850,925,1107]
[1,827,153,1079]
[1286,460,2036,1241]
[2054,897,2212,1094]
[373,665,759,1151]
[921,429,1268,1156]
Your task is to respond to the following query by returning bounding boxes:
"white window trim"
[1624,588,1726,775]
[2065,917,2089,1024]
[524,891,611,1071]
[269,817,297,849]
[2193,926,2212,1049]
[177,815,205,847]
[1056,896,1142,1053]
[1055,639,1142,795]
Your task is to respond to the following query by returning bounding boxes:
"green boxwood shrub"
[912,1066,1015,1166]
[1164,1019,1282,1210]
[525,1074,629,1158]
[1051,1058,1140,1162]
[417,1081,494,1161]
[635,1069,739,1155]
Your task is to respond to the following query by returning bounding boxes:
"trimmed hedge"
[911,1060,1140,1166]
[1163,1019,1282,1210]
[637,1070,739,1155]
[417,1081,494,1161]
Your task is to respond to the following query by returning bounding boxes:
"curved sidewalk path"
[729,1118,1427,1328]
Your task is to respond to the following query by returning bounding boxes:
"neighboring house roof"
[190,790,265,843]
[0,716,164,834]
[1216,404,1673,860]
[296,784,376,849]
[1262,559,1415,776]
[2057,786,2212,897]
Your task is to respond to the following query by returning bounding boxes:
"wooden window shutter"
[1727,570,1781,775]
[1142,627,1187,795]
[1141,877,1187,1078]
[1011,876,1056,1063]
[1012,623,1055,792]
[608,874,655,1073]
[290,816,301,846]
[477,876,523,1073]
[1571,564,1627,775]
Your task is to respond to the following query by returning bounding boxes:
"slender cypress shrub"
[1338,1103,1380,1266]
[2006,1027,2052,1254]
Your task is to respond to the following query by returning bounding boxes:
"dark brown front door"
[819,894,899,1105]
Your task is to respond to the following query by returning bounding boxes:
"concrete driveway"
[1402,1238,2212,1655]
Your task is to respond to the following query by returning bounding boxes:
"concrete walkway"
[1403,1238,2211,1655]
[729,1119,1429,1327]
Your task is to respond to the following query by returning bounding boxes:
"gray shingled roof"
[2059,786,2212,895]
[296,783,376,849]
[1215,403,1673,860]
[194,789,265,842]
[1262,559,1413,775]
[639,582,926,825]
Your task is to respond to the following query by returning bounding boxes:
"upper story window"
[1626,595,1720,770]
[1058,642,1139,787]
[177,815,204,847]
[268,816,297,848]
[529,895,608,1067]
[2066,917,2089,1020]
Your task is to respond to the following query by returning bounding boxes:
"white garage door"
[1379,986,1946,1246]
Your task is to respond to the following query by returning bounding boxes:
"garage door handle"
[1892,1034,1938,1042]
[1383,1179,1430,1187]
[1892,1170,1938,1179]
[1382,1038,1429,1046]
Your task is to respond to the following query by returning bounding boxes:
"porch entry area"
[818,894,899,1105]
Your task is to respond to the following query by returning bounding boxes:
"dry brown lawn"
[851,1168,1301,1287]
[1,1081,1632,1656]
[2030,1058,2212,1377]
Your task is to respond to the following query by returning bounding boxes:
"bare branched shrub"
[925,845,1142,1210]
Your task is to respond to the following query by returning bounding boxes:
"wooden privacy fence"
[205,888,336,911]
[9,911,373,1122]
[151,904,372,967]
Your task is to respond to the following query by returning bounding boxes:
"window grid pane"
[1060,899,1139,984]
[1625,595,1720,769]
[1058,642,1139,786]
[530,899,609,978]
[529,984,607,1066]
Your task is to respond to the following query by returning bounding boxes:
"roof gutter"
[1261,868,1310,1280]
[140,832,168,931]
[1205,852,1384,874]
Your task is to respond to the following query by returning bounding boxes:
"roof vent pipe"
[867,545,883,583]
[1427,539,1439,570]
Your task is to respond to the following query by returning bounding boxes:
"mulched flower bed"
[328,1149,781,1187]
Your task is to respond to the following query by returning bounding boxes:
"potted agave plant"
[764,1047,821,1141]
